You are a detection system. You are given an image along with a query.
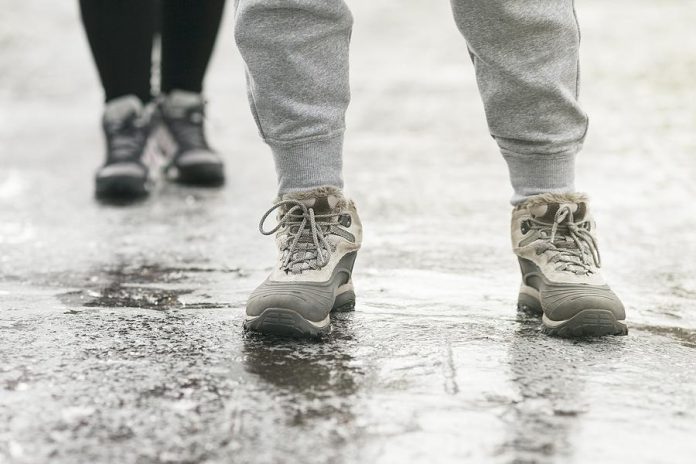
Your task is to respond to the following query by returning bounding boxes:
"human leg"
[450,0,626,336]
[234,0,361,336]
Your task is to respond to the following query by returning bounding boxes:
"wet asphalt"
[1,1,696,463]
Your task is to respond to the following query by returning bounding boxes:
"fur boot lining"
[518,192,590,209]
[277,186,354,210]
[281,186,344,201]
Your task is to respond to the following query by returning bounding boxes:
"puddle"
[55,263,236,310]
[632,324,696,348]
[58,286,193,310]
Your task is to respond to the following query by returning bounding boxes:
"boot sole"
[542,310,628,337]
[95,175,149,201]
[171,163,225,187]
[518,284,628,338]
[244,284,355,338]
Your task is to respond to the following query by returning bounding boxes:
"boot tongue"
[104,95,142,124]
[281,191,342,215]
[163,90,204,111]
[530,201,588,224]
[278,193,341,250]
[298,195,339,214]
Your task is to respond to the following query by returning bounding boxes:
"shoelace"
[105,115,148,163]
[531,204,601,275]
[259,200,340,274]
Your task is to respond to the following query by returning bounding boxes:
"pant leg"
[450,0,588,205]
[160,0,227,94]
[79,0,156,103]
[234,0,352,194]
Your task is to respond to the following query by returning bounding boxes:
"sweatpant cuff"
[269,135,344,194]
[502,150,577,206]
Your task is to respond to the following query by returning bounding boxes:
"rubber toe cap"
[246,280,335,323]
[542,284,625,322]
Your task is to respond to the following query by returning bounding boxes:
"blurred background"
[1,1,696,464]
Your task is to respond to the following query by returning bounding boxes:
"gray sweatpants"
[234,0,588,204]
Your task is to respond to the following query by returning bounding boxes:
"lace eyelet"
[520,220,531,234]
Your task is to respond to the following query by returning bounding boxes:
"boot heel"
[332,282,355,312]
[518,284,542,315]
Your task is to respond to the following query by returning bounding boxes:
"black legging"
[80,0,226,103]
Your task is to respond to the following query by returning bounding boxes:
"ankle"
[271,135,344,195]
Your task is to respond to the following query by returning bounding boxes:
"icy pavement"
[1,1,696,463]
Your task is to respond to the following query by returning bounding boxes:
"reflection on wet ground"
[3,0,696,462]
[242,316,362,438]
[500,314,603,461]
